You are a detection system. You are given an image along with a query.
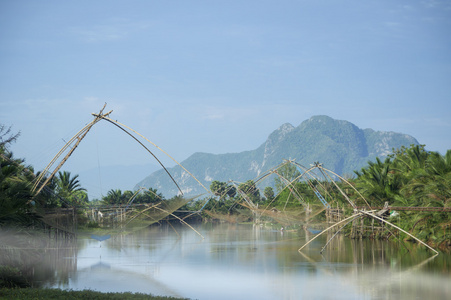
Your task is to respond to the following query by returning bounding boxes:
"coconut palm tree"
[55,171,87,207]
[405,150,451,207]
[0,149,36,225]
[102,189,124,205]
[354,157,402,205]
[393,144,428,173]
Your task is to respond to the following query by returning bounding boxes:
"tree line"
[1,123,450,248]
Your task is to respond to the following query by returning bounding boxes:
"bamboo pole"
[320,215,363,254]
[125,203,162,225]
[358,210,439,255]
[96,115,210,194]
[32,105,111,195]
[153,206,204,239]
[92,116,183,195]
[317,165,371,209]
[166,220,180,238]
[298,213,362,252]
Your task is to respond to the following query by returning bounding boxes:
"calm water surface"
[36,223,450,299]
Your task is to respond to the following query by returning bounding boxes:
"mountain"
[135,115,419,198]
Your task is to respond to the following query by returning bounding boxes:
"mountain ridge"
[135,115,419,197]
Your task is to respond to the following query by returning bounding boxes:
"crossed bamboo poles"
[216,159,439,255]
[31,104,210,198]
[30,104,439,255]
[32,104,110,196]
[30,104,209,239]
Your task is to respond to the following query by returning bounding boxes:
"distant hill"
[135,115,419,198]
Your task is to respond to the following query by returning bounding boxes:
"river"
[16,223,451,299]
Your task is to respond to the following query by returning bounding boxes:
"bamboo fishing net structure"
[206,159,439,255]
[11,104,438,255]
[25,104,209,240]
[206,160,348,227]
[203,209,252,224]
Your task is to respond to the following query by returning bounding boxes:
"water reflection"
[0,228,78,288]
[1,224,449,299]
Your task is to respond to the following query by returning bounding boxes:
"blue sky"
[1,1,450,182]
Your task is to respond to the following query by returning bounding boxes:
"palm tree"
[393,144,428,173]
[354,157,401,205]
[102,189,123,205]
[426,150,451,177]
[0,149,36,225]
[134,188,164,204]
[55,171,87,207]
[397,150,451,208]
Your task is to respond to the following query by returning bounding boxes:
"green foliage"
[101,189,125,205]
[0,266,30,288]
[0,124,20,149]
[353,157,400,206]
[137,115,419,197]
[53,171,88,207]
[85,221,100,228]
[0,288,188,299]
[237,180,261,204]
[274,163,301,193]
[263,186,274,201]
[101,188,165,206]
[271,181,319,208]
[209,181,236,198]
[0,148,37,226]
[354,144,451,246]
[0,124,92,226]
[272,188,302,208]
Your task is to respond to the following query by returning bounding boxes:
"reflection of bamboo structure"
[299,240,441,299]
[298,208,439,255]
[28,104,210,241]
[28,104,440,255]
[298,213,363,252]
[358,210,438,254]
[223,159,439,255]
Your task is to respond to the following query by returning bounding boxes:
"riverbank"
[0,288,190,300]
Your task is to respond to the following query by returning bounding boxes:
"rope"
[95,125,104,198]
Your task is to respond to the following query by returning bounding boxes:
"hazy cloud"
[69,19,152,43]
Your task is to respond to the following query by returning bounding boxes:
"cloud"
[384,21,401,28]
[69,19,152,43]
[70,25,126,42]
[423,117,451,127]
[199,105,261,122]
[203,113,224,120]
[422,0,442,8]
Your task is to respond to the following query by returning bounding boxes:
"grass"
[0,288,190,300]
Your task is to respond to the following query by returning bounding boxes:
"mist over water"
[2,224,450,299]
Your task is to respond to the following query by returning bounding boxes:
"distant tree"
[89,198,103,206]
[55,171,87,207]
[210,181,227,196]
[354,157,400,205]
[134,188,164,204]
[238,180,261,204]
[102,189,124,205]
[274,163,301,192]
[263,186,275,201]
[391,144,428,173]
[210,181,236,199]
[0,124,20,149]
[0,128,39,225]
